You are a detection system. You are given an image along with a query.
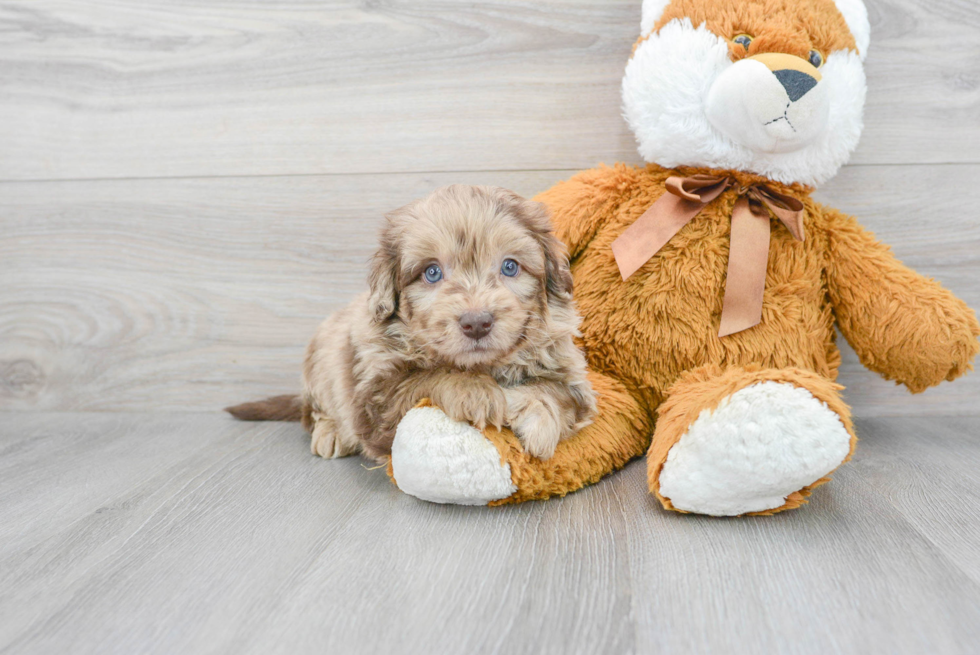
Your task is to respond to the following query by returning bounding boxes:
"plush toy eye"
[423,264,443,284]
[733,34,753,50]
[808,49,824,68]
[500,258,520,277]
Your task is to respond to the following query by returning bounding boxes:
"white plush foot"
[390,406,517,506]
[658,381,852,516]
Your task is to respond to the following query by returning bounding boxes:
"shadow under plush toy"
[386,0,980,515]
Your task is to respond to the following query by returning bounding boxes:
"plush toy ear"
[833,0,870,61]
[640,0,672,36]
[367,214,402,323]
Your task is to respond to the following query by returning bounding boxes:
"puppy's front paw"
[436,383,507,432]
[310,417,357,459]
[509,401,563,460]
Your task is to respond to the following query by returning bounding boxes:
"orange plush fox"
[388,0,980,515]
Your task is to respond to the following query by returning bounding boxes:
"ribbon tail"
[718,197,771,337]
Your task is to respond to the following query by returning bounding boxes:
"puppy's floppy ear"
[367,214,401,323]
[536,211,575,303]
[491,187,574,303]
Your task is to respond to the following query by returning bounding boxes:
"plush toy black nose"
[459,311,494,340]
[773,69,817,102]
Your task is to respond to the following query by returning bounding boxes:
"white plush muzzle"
[705,57,829,154]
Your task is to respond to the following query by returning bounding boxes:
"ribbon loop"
[747,185,806,242]
[665,174,733,203]
[610,175,806,337]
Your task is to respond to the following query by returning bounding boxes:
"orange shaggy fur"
[638,0,857,59]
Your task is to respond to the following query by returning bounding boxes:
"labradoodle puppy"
[228,185,595,461]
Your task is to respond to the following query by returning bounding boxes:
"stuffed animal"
[386,0,980,515]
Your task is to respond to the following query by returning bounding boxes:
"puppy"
[300,184,595,461]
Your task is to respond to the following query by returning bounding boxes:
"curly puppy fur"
[231,185,596,462]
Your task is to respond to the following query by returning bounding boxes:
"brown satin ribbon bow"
[610,174,805,337]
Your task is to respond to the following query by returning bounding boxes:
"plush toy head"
[623,0,870,186]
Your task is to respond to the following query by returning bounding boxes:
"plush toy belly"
[573,188,839,401]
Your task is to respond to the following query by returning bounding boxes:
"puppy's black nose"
[459,311,494,340]
[773,69,817,102]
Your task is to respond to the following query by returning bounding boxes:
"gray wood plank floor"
[1,413,978,655]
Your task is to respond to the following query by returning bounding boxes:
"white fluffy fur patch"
[390,406,517,505]
[622,19,866,186]
[658,381,852,516]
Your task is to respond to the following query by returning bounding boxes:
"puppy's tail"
[225,394,304,421]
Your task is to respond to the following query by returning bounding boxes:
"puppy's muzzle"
[459,311,494,340]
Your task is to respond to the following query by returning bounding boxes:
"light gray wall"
[1,0,978,415]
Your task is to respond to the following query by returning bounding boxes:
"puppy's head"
[368,185,573,368]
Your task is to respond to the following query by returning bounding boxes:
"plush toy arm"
[533,166,623,260]
[823,208,980,393]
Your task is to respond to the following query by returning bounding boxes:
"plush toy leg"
[388,371,652,506]
[647,366,857,517]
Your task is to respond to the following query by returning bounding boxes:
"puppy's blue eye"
[501,259,520,277]
[423,264,442,284]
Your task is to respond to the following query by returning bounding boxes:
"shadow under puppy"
[228,185,596,461]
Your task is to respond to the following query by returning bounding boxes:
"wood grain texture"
[846,416,980,585]
[1,412,978,654]
[2,165,978,415]
[0,0,978,182]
